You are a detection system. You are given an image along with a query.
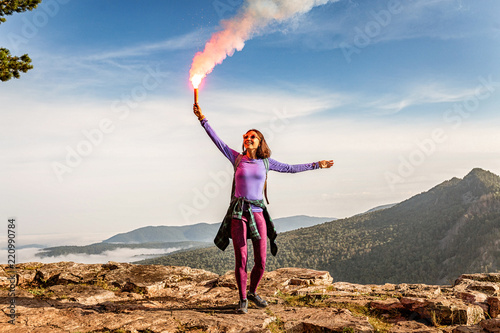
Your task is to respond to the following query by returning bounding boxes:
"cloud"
[85,30,210,61]
[364,82,482,115]
[9,247,183,265]
[267,0,496,50]
[202,85,350,123]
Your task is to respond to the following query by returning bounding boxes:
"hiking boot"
[247,292,268,308]
[237,299,248,314]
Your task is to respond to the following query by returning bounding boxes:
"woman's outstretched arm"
[193,104,239,164]
[269,158,334,173]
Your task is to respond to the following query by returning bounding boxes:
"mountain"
[136,168,500,285]
[362,203,396,214]
[103,223,219,243]
[273,215,336,233]
[103,215,335,244]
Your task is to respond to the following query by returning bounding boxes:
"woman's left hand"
[319,160,334,168]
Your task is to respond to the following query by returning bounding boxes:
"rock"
[488,297,500,318]
[452,326,486,333]
[421,299,484,326]
[331,281,374,294]
[458,291,488,304]
[454,276,500,296]
[2,263,500,333]
[397,284,443,297]
[11,262,41,286]
[390,321,443,332]
[469,283,500,296]
[213,270,239,290]
[385,296,484,327]
[0,266,12,288]
[480,318,500,332]
[457,274,500,284]
[382,283,398,291]
[280,308,374,333]
[264,267,333,286]
[47,284,117,305]
[370,298,406,312]
[400,297,430,312]
[100,262,219,297]
[31,261,103,286]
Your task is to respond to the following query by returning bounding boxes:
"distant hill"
[136,168,500,285]
[103,223,219,243]
[362,203,396,214]
[36,241,212,258]
[103,215,336,244]
[273,215,336,233]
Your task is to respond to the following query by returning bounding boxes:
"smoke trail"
[189,0,337,87]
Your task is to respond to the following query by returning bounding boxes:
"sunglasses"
[243,134,258,140]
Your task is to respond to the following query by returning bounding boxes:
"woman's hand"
[193,103,205,121]
[319,160,334,168]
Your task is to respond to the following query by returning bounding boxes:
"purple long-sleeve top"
[200,118,319,212]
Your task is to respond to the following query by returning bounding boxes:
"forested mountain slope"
[137,168,500,285]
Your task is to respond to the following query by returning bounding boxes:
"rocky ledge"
[1,262,500,333]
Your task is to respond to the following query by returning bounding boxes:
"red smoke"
[189,0,336,88]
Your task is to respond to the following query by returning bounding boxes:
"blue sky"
[1,0,499,248]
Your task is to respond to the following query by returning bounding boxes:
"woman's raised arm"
[193,104,239,164]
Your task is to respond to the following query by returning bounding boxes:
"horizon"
[1,165,497,265]
[6,164,494,245]
[1,1,499,242]
[5,166,496,250]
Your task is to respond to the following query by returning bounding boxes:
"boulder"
[480,318,500,332]
[452,326,486,333]
[458,291,488,304]
[454,276,500,296]
[370,298,406,312]
[456,274,500,284]
[280,308,374,333]
[488,297,500,318]
[390,321,443,332]
[265,267,333,287]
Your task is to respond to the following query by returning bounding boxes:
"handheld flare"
[191,74,203,105]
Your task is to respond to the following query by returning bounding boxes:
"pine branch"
[0,47,33,81]
[0,0,42,24]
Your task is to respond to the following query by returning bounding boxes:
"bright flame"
[190,74,205,89]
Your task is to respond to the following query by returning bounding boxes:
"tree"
[0,0,42,82]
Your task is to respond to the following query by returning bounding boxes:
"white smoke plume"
[189,0,337,87]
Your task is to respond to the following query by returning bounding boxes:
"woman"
[193,104,333,314]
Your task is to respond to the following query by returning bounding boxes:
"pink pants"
[231,211,267,300]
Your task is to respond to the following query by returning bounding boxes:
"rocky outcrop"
[1,263,500,332]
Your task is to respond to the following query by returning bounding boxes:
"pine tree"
[0,0,42,82]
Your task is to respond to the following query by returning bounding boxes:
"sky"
[1,0,499,252]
